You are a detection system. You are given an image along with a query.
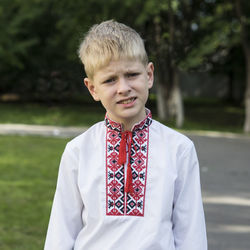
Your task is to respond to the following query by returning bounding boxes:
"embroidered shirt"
[105,110,152,216]
[45,111,207,250]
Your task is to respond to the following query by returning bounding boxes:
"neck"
[105,109,150,132]
[122,113,147,131]
[121,122,133,132]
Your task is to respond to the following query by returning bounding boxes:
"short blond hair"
[78,20,148,80]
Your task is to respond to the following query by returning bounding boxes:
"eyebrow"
[98,65,142,80]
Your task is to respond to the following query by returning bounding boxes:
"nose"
[117,77,131,95]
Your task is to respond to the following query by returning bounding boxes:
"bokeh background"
[0,0,250,249]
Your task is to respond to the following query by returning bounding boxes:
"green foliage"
[0,0,249,100]
[0,0,40,69]
[180,27,231,70]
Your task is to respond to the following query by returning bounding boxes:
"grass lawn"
[179,98,245,133]
[0,135,68,250]
[0,102,105,127]
[0,97,246,133]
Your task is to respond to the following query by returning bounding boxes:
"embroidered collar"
[104,109,152,132]
[105,109,152,216]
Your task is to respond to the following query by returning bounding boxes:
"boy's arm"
[44,143,83,249]
[172,141,207,250]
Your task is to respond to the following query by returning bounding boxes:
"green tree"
[127,0,223,127]
[1,0,249,132]
[181,0,250,133]
[235,0,250,133]
[0,0,133,100]
[0,0,39,92]
[136,0,249,132]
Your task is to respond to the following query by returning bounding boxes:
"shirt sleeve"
[172,141,207,250]
[44,143,84,250]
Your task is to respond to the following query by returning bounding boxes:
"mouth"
[117,97,136,104]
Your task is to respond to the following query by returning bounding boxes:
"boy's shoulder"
[151,119,194,150]
[67,121,105,148]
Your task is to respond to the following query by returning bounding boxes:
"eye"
[126,72,140,79]
[103,77,116,84]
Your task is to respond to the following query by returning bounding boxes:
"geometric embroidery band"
[105,123,150,216]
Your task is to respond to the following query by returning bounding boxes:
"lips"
[117,97,136,104]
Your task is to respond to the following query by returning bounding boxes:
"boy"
[44,20,207,250]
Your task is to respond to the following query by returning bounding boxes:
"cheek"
[98,90,113,105]
[142,88,150,103]
[144,91,149,101]
[139,83,150,97]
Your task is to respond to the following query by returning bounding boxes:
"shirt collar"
[104,108,152,132]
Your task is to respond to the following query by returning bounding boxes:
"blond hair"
[78,20,148,79]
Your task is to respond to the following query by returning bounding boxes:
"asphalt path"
[1,124,250,249]
[188,135,250,250]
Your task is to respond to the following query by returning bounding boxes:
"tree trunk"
[155,64,184,127]
[243,50,250,133]
[228,69,234,101]
[156,76,168,121]
[153,17,168,121]
[167,0,184,127]
[235,0,250,133]
[169,70,184,128]
[154,0,184,127]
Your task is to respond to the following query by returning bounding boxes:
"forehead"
[93,58,145,81]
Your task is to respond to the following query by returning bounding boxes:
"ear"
[84,77,100,101]
[146,62,154,89]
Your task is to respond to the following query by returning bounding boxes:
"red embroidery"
[105,112,152,216]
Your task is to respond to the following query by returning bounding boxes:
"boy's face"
[84,58,154,130]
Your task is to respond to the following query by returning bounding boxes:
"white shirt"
[44,113,207,250]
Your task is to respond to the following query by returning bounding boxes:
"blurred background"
[0,0,249,249]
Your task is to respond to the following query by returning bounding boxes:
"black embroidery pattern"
[105,112,152,216]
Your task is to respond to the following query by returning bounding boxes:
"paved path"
[0,123,88,138]
[1,124,250,250]
[189,135,250,250]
